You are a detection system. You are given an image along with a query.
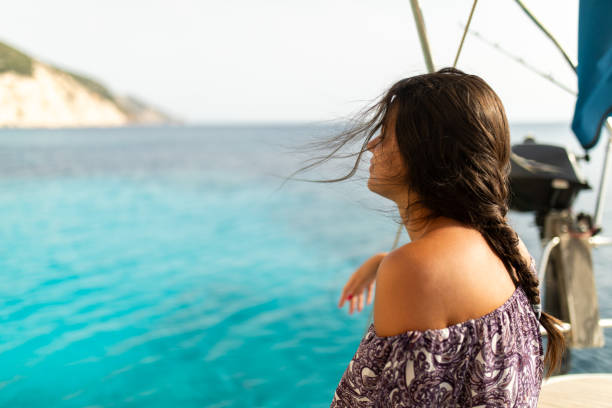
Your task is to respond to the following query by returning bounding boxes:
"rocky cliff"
[0,41,176,128]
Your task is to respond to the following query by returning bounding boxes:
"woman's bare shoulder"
[373,243,445,336]
[373,235,517,337]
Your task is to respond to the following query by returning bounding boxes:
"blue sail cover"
[571,0,612,150]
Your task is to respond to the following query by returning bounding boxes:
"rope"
[453,0,479,68]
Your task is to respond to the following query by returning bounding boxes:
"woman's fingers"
[339,285,350,308]
[340,279,375,313]
[366,282,374,305]
[339,274,359,307]
[339,284,354,308]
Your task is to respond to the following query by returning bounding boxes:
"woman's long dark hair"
[282,67,565,377]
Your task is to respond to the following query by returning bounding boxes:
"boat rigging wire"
[513,0,577,73]
[465,27,577,96]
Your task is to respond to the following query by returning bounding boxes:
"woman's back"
[330,284,544,407]
[330,243,544,407]
[332,226,543,407]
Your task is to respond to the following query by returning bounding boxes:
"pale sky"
[1,0,578,123]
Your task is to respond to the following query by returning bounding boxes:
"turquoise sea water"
[2,124,612,407]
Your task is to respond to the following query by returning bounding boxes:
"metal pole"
[453,0,478,68]
[537,236,561,289]
[541,318,612,336]
[594,118,612,229]
[409,0,435,73]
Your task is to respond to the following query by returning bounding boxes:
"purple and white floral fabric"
[330,258,544,407]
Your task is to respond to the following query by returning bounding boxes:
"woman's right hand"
[338,252,387,314]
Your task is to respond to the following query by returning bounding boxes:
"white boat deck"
[538,373,612,407]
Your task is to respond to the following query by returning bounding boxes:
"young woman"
[290,67,564,406]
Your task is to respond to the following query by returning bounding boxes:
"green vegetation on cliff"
[54,67,115,102]
[0,42,33,76]
[0,40,114,102]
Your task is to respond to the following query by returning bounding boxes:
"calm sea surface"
[1,124,612,407]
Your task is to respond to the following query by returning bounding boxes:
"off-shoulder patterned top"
[330,256,544,407]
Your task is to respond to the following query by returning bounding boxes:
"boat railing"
[538,235,612,336]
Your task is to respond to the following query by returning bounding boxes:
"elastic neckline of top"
[370,285,524,339]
